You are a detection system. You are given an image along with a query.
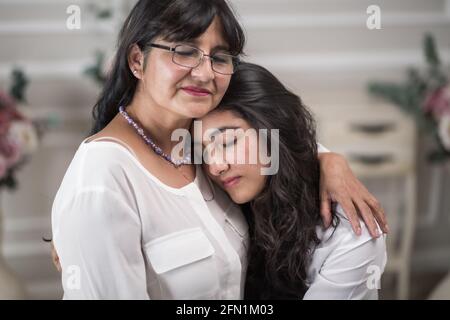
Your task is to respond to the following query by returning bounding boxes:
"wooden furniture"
[316,102,417,300]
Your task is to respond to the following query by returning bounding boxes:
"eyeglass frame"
[148,43,240,75]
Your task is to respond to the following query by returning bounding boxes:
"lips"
[221,176,241,188]
[181,86,212,97]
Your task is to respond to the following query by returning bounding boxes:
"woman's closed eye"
[176,49,198,57]
[219,134,238,149]
[212,54,230,64]
[224,139,237,149]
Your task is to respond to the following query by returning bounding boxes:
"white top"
[52,138,249,299]
[304,206,387,299]
[52,139,386,300]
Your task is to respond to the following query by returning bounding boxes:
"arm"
[317,145,389,238]
[303,207,387,300]
[53,187,149,299]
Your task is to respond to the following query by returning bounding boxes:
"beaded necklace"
[119,105,191,167]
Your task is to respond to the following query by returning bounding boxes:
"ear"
[128,44,144,78]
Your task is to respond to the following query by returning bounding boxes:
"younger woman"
[199,62,387,299]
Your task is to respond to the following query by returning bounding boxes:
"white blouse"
[304,206,387,299]
[52,139,386,300]
[52,138,249,299]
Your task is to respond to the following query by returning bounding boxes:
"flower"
[0,88,38,186]
[439,114,450,152]
[0,90,17,109]
[8,120,38,156]
[424,85,450,120]
[0,135,21,180]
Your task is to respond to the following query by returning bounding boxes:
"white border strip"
[0,12,448,35]
[0,21,117,35]
[241,13,450,29]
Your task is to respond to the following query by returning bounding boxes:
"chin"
[187,95,216,109]
[229,191,253,204]
[182,104,214,119]
[232,197,248,205]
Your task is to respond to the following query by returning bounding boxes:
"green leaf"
[368,82,415,113]
[9,67,29,103]
[83,51,107,86]
[97,9,112,19]
[424,33,440,68]
[0,170,18,190]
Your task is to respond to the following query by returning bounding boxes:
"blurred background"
[0,0,449,300]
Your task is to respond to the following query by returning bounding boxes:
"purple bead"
[118,105,190,167]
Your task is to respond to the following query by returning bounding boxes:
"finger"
[338,198,361,236]
[51,245,62,272]
[51,251,60,272]
[320,198,332,228]
[367,197,389,233]
[51,252,61,272]
[53,257,61,273]
[353,178,389,234]
[350,179,386,236]
[355,200,381,238]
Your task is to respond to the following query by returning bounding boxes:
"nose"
[207,149,230,177]
[208,162,229,177]
[191,55,215,82]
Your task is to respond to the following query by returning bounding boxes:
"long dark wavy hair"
[219,62,338,299]
[90,0,245,134]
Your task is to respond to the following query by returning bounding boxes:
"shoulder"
[75,139,141,184]
[54,139,143,208]
[304,205,387,299]
[316,205,386,256]
[312,204,387,276]
[81,138,136,164]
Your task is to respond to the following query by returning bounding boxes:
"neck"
[126,93,192,152]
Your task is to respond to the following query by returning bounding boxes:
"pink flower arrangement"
[369,34,450,162]
[424,85,450,119]
[424,85,450,152]
[0,90,38,188]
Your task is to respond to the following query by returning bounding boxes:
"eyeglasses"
[149,43,239,75]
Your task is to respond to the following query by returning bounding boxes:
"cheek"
[213,76,231,102]
[146,62,187,96]
[231,164,265,203]
[248,166,266,193]
[164,67,189,92]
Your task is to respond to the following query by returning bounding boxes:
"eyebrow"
[185,40,230,53]
[199,126,241,146]
[210,126,241,136]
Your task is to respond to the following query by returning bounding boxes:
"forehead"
[161,16,229,51]
[188,17,228,50]
[200,109,248,129]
